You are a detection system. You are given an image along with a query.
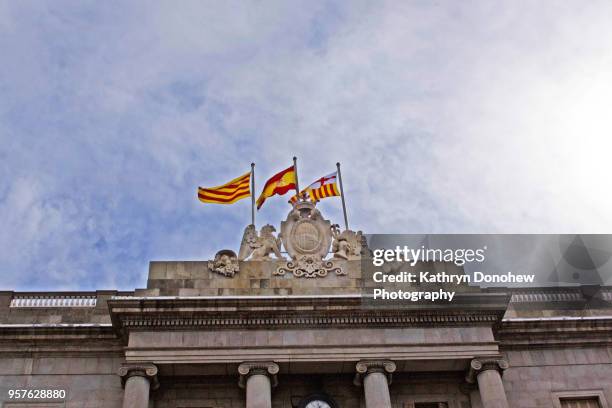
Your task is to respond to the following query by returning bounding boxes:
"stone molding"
[275,256,345,278]
[108,294,510,342]
[118,311,502,331]
[118,362,159,390]
[238,361,279,388]
[509,290,583,303]
[354,360,397,386]
[498,317,612,348]
[465,357,509,384]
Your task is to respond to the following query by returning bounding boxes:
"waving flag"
[289,172,340,204]
[197,171,251,204]
[256,165,297,209]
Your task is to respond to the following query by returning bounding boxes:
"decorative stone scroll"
[238,361,280,388]
[208,249,239,277]
[118,362,159,390]
[354,360,397,386]
[275,255,344,278]
[465,357,509,384]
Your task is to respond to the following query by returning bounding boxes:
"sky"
[1,0,612,291]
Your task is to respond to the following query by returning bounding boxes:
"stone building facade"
[1,205,611,408]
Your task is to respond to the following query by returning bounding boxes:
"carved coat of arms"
[275,201,345,278]
[281,201,331,260]
[210,201,361,279]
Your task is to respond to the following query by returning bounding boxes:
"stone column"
[354,360,396,408]
[118,363,159,408]
[238,361,279,408]
[465,358,509,408]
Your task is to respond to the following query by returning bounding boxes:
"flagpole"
[336,162,349,230]
[250,162,255,226]
[293,156,300,201]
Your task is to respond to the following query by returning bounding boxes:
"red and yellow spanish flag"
[256,165,297,209]
[289,172,340,204]
[197,171,251,204]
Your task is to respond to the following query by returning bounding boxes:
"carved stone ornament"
[331,224,363,260]
[118,362,159,390]
[281,201,331,259]
[465,357,509,384]
[354,360,397,386]
[238,361,280,388]
[276,255,343,278]
[208,249,239,277]
[275,201,346,278]
[239,224,285,261]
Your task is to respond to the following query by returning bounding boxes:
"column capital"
[354,360,397,386]
[238,361,279,388]
[465,357,509,384]
[118,362,159,390]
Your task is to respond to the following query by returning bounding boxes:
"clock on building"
[298,393,338,408]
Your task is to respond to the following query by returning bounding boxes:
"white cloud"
[1,1,612,290]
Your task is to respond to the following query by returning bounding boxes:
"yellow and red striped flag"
[289,172,340,204]
[256,165,297,209]
[197,171,251,204]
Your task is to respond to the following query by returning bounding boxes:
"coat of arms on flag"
[289,172,340,204]
[256,165,297,209]
[196,160,349,232]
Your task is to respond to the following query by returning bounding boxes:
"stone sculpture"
[275,201,345,278]
[331,224,362,260]
[208,249,240,277]
[238,224,285,261]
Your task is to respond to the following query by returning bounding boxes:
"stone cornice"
[118,310,502,328]
[498,316,612,348]
[108,292,509,306]
[509,287,612,304]
[0,324,123,357]
[108,293,509,340]
[0,324,118,341]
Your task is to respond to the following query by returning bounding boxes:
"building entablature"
[106,292,510,341]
